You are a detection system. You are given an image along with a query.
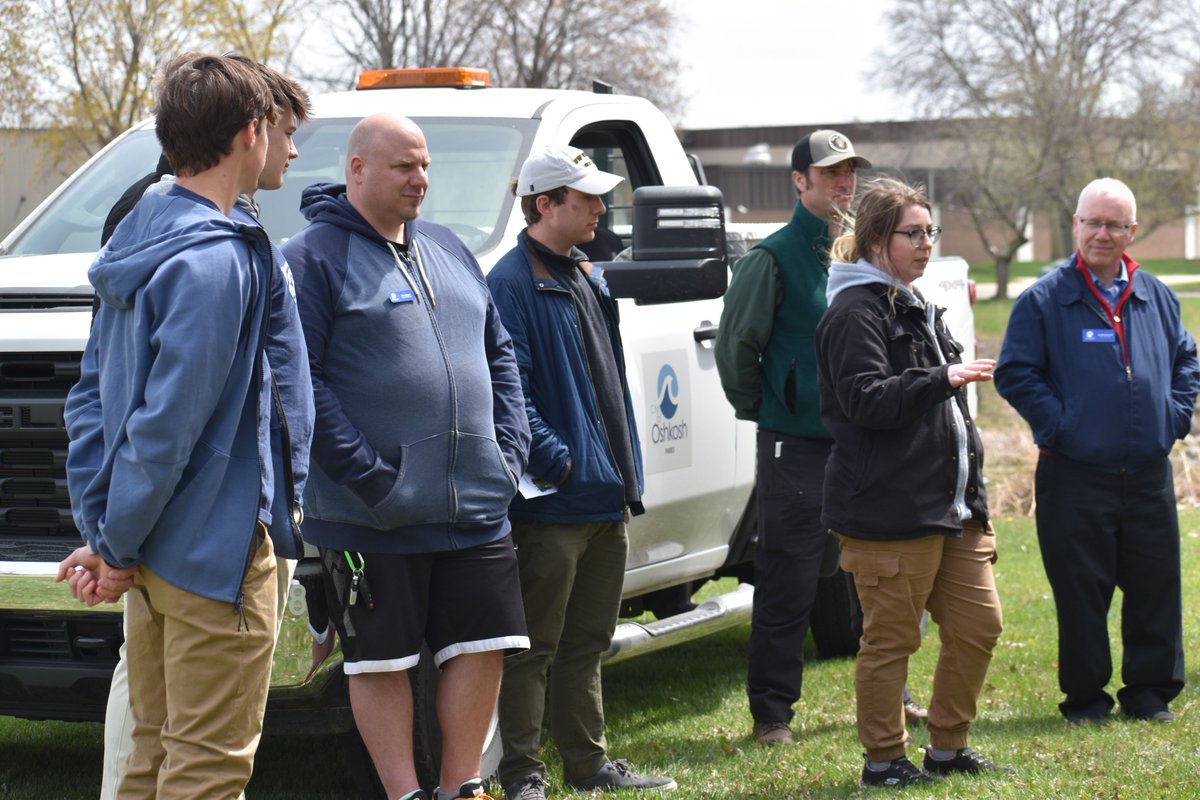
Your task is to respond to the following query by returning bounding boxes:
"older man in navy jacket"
[996,177,1199,725]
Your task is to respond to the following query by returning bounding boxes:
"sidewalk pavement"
[975,273,1200,301]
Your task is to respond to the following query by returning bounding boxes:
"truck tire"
[345,649,503,798]
[809,568,863,659]
[344,724,387,800]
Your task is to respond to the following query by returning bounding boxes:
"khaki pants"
[837,522,1002,761]
[101,556,294,800]
[116,532,278,800]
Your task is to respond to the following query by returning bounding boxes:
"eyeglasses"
[1078,218,1134,236]
[892,226,942,246]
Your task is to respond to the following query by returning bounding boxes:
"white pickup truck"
[0,67,974,794]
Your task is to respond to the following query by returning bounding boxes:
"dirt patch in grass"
[982,426,1038,517]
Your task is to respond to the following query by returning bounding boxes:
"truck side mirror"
[599,185,727,305]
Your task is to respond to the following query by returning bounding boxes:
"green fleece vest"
[756,201,832,440]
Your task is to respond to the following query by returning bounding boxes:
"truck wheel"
[345,648,503,798]
[344,724,387,800]
[809,568,863,659]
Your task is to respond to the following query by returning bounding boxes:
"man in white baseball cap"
[515,144,624,198]
[486,146,675,800]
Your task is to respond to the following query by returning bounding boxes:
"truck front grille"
[0,613,122,663]
[0,353,80,563]
[5,618,71,659]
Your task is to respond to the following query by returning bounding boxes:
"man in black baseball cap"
[715,128,869,746]
[788,129,871,222]
[791,129,872,173]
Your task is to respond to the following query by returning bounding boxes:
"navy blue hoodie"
[282,183,530,554]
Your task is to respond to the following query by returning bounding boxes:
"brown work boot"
[753,720,794,746]
[904,697,929,727]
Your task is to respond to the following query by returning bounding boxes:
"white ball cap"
[516,144,625,197]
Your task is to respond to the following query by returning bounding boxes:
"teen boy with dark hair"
[58,52,294,799]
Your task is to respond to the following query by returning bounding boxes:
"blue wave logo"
[657,364,679,419]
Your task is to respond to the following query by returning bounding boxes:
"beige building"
[682,121,1195,265]
[4,122,1195,262]
[0,129,87,242]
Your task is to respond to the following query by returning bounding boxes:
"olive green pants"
[498,520,627,786]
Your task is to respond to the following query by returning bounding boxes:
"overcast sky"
[669,0,908,129]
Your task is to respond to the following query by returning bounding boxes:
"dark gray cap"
[792,129,872,172]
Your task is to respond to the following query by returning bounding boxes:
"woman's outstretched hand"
[948,359,996,388]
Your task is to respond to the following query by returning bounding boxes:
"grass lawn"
[968,257,1200,283]
[4,273,1200,798]
[3,511,1200,798]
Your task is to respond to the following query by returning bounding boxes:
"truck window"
[260,117,536,253]
[571,122,662,253]
[4,117,537,258]
[4,129,162,257]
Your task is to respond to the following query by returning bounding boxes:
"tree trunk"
[994,254,1012,301]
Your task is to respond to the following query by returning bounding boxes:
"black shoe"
[860,756,940,788]
[566,760,677,792]
[1064,711,1109,725]
[923,747,1014,775]
[1122,707,1176,722]
[503,774,547,800]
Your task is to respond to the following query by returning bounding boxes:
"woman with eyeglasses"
[815,178,1010,788]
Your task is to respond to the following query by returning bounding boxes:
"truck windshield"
[4,116,535,258]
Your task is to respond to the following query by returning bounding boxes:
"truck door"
[561,115,753,597]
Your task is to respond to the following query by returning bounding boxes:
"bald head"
[1077,177,1137,219]
[346,113,424,176]
[346,113,430,241]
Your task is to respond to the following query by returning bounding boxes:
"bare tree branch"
[877,0,1200,298]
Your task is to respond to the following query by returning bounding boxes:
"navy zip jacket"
[487,231,645,522]
[282,183,530,554]
[995,254,1199,472]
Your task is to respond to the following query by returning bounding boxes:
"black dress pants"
[1034,452,1184,719]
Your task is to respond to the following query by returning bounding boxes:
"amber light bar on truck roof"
[356,67,492,90]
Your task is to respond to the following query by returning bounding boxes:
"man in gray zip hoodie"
[283,113,531,800]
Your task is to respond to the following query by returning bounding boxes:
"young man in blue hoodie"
[86,60,316,800]
[283,112,531,800]
[57,53,292,800]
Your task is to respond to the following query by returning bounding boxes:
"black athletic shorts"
[320,535,529,674]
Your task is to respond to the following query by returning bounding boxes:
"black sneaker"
[503,774,547,800]
[1121,707,1176,723]
[566,760,677,792]
[923,747,1014,775]
[860,756,940,788]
